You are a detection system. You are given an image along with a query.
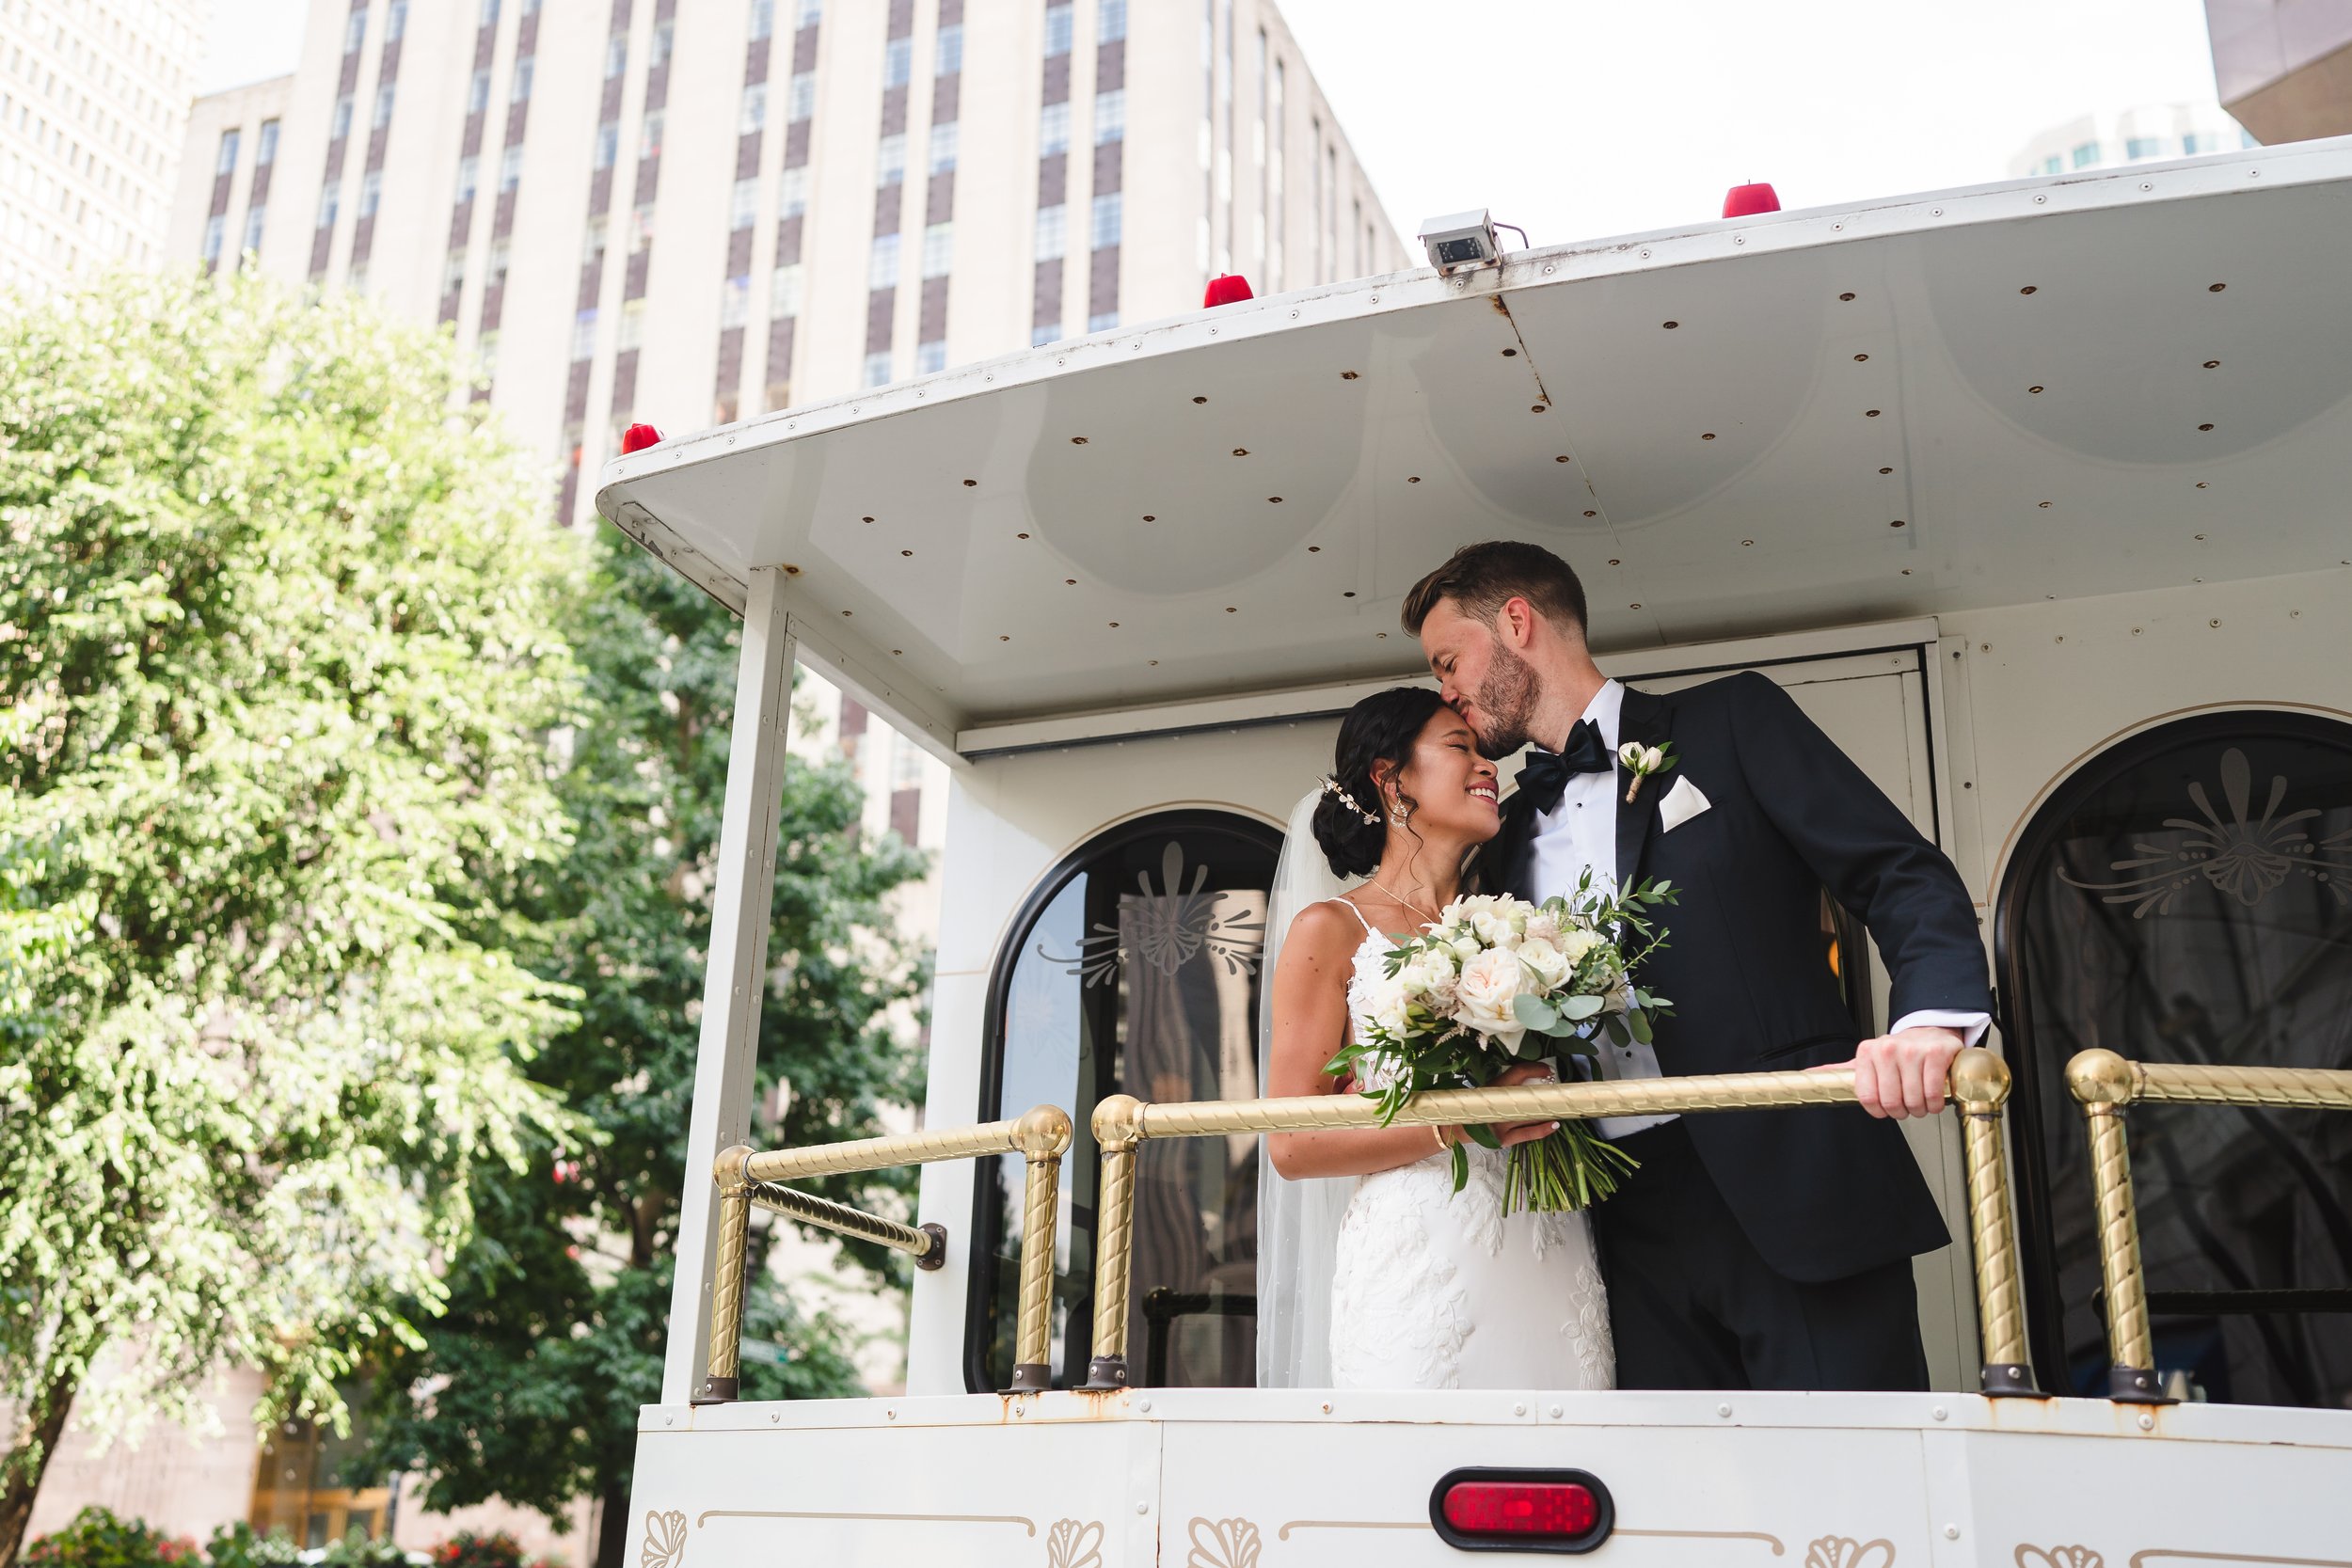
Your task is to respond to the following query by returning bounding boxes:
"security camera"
[1418,209,1502,273]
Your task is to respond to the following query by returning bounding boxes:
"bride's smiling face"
[1379,706,1502,845]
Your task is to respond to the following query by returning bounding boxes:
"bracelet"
[1431,1124,1449,1151]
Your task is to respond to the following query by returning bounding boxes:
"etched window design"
[967,810,1279,1392]
[2000,712,2352,1408]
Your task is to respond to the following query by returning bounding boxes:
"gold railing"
[698,1049,2037,1400]
[2063,1048,2352,1402]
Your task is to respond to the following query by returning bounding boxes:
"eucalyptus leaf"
[1512,992,1559,1030]
[1560,993,1605,1021]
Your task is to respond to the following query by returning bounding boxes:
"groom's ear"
[1497,595,1542,649]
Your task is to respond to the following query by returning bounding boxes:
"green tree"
[0,272,582,1568]
[361,526,930,1568]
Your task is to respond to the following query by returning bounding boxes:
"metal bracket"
[1082,1354,1130,1391]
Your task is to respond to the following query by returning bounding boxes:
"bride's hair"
[1312,687,1448,878]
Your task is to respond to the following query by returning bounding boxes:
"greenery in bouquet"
[1328,873,1677,1213]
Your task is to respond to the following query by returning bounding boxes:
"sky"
[201,0,2227,242]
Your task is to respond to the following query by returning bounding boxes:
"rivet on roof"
[2019,286,2038,295]
[1701,433,1716,441]
[1555,455,1571,463]
[1662,321,1679,330]
[1142,515,1156,521]
[2208,283,2227,293]
[1865,409,1883,418]
[2198,422,2216,432]
[1502,348,1518,357]
[2202,359,2220,369]
[962,478,977,486]
[1853,354,1868,362]
[1071,436,1089,445]
[1341,372,1359,380]
[1838,292,1856,302]
[1889,520,1907,529]
[2028,385,2044,394]
[1232,448,1249,456]
[1406,476,1422,483]
[1582,511,1597,518]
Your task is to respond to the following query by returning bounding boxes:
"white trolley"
[596,136,2352,1566]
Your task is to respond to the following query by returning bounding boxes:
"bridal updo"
[1311,686,1449,878]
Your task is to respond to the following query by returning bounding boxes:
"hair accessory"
[1320,776,1381,826]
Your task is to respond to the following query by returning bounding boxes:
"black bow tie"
[1516,719,1613,814]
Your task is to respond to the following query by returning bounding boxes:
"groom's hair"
[1400,541,1588,640]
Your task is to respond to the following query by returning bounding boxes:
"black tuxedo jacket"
[1475,673,1992,1283]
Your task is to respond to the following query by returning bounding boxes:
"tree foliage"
[0,272,582,1565]
[360,527,930,1568]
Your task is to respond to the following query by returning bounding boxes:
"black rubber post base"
[913,1222,949,1271]
[691,1375,739,1405]
[1979,1361,2041,1398]
[1005,1362,1053,1395]
[2106,1364,2172,1404]
[1082,1355,1130,1390]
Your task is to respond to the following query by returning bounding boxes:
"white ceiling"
[596,136,2352,750]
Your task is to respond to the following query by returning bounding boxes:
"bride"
[1257,686,1614,1391]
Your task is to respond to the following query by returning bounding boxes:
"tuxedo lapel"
[1613,685,1675,891]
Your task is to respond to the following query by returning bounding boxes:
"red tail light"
[620,421,664,453]
[1203,273,1254,307]
[1430,1468,1613,1554]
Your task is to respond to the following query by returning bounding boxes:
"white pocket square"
[1658,775,1710,832]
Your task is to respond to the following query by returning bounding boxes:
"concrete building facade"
[2205,0,2352,145]
[0,0,203,293]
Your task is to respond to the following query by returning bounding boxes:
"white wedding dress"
[1324,900,1616,1391]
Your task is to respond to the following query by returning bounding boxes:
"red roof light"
[1203,273,1254,307]
[620,421,664,454]
[1723,182,1781,218]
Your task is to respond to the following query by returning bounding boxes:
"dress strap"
[1327,895,1379,936]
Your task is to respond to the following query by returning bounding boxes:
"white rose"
[1449,935,1484,964]
[1469,901,1527,948]
[1556,928,1603,965]
[1396,952,1448,998]
[1454,946,1529,1050]
[1357,970,1412,1037]
[1523,911,1564,949]
[1518,935,1571,990]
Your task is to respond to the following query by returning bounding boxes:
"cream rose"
[1523,910,1565,949]
[1518,935,1571,990]
[1556,927,1603,966]
[1357,969,1412,1037]
[1454,946,1529,1049]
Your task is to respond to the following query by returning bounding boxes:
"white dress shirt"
[1522,680,1989,1140]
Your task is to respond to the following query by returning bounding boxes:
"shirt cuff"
[1891,1009,1991,1047]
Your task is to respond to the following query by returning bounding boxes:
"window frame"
[961,806,1284,1395]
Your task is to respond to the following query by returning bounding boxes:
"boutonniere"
[1618,740,1677,804]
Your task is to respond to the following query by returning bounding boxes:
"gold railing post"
[1083,1095,1144,1389]
[2065,1049,2167,1403]
[1948,1049,2037,1396]
[697,1145,755,1404]
[1007,1104,1073,1394]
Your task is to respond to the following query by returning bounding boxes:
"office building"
[2205,0,2352,144]
[2006,102,2253,180]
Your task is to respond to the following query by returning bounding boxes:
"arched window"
[1997,712,2352,1405]
[966,809,1282,1392]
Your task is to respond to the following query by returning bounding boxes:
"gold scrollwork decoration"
[639,1511,688,1568]
[2017,1549,2104,1568]
[1045,1519,1104,1568]
[1187,1516,1263,1568]
[1806,1539,1897,1568]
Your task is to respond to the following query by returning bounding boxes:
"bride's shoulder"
[1280,897,1370,960]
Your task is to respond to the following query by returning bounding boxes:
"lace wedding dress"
[1325,900,1616,1391]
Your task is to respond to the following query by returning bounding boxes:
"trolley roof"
[596,137,2352,759]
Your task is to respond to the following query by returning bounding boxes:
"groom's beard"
[1470,641,1541,760]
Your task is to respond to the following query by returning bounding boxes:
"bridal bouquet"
[1331,875,1677,1213]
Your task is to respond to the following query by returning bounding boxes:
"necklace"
[1366,879,1447,928]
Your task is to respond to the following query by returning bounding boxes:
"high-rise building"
[2004,102,2254,180]
[0,0,204,293]
[2204,0,2352,145]
[166,0,1409,529]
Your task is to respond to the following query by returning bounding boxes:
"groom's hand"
[1846,1025,1966,1119]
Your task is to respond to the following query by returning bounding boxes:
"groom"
[1406,541,1992,1391]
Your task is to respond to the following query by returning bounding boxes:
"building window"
[201,212,224,262]
[318,183,340,230]
[332,94,353,139]
[1090,191,1120,249]
[511,57,534,103]
[2071,141,2100,168]
[770,262,803,317]
[640,111,665,159]
[358,169,381,218]
[344,8,367,53]
[1996,712,2352,1404]
[1034,203,1066,261]
[2125,136,2162,160]
[929,119,960,174]
[478,0,501,27]
[883,36,912,88]
[571,309,598,359]
[1044,2,1073,56]
[456,155,479,203]
[964,809,1281,1392]
[241,203,265,254]
[740,83,768,134]
[619,297,646,349]
[652,20,675,66]
[1099,0,1127,42]
[1088,310,1117,332]
[443,251,469,296]
[796,0,823,25]
[2185,131,2221,154]
[936,23,962,75]
[630,202,655,252]
[373,82,396,131]
[1094,88,1124,144]
[1039,101,1070,157]
[729,176,758,230]
[606,37,628,78]
[876,132,907,186]
[779,166,809,217]
[749,0,774,41]
[215,128,240,176]
[869,231,900,288]
[500,145,523,192]
[915,339,946,374]
[388,0,407,40]
[788,71,816,121]
[2038,154,2063,175]
[595,120,618,169]
[722,275,751,328]
[921,221,952,277]
[258,119,280,165]
[1031,324,1062,347]
[863,349,893,387]
[489,239,512,286]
